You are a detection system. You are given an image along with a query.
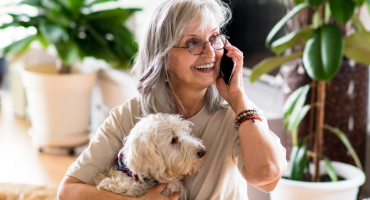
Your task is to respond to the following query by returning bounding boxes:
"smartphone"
[220,50,235,85]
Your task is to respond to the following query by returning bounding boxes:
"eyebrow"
[183,27,219,37]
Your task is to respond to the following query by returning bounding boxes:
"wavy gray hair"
[131,0,232,116]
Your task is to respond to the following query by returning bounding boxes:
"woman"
[57,0,287,199]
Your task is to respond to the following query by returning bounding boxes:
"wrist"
[230,93,250,114]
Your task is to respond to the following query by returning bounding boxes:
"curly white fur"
[94,113,206,200]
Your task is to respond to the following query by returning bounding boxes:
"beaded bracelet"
[234,109,262,130]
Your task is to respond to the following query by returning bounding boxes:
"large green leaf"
[39,22,67,43]
[266,2,310,47]
[351,14,366,33]
[294,0,305,5]
[87,8,141,31]
[308,0,325,7]
[55,40,80,65]
[329,0,356,24]
[303,24,343,81]
[353,0,365,6]
[344,31,370,65]
[290,141,309,180]
[367,0,370,14]
[60,0,85,14]
[109,26,138,68]
[249,51,303,83]
[271,27,314,54]
[324,125,363,170]
[1,35,36,55]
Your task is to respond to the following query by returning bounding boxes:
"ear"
[123,131,165,179]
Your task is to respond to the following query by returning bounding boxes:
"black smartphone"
[220,50,235,85]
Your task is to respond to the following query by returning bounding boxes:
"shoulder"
[108,97,142,134]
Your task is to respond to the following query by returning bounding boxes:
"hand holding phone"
[220,50,235,85]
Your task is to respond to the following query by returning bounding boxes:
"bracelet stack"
[234,109,262,130]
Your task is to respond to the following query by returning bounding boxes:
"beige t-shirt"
[66,97,271,199]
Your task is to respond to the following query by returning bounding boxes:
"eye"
[187,39,202,47]
[171,137,178,144]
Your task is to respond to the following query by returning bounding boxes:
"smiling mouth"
[194,63,215,70]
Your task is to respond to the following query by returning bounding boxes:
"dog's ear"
[123,131,165,179]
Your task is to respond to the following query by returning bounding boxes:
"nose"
[197,148,207,158]
[201,42,215,58]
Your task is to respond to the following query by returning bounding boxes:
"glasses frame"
[173,34,230,55]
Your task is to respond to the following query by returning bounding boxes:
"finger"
[152,183,168,193]
[169,192,180,200]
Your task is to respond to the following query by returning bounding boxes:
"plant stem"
[308,80,316,148]
[312,80,326,182]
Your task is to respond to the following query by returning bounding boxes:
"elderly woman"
[57,0,287,199]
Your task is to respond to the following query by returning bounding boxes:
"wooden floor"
[0,92,78,188]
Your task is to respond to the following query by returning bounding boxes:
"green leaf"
[87,0,118,6]
[351,14,366,32]
[19,0,43,7]
[87,8,141,30]
[288,105,310,145]
[324,158,338,182]
[294,0,305,5]
[290,141,309,180]
[344,31,370,65]
[324,124,363,170]
[63,0,84,14]
[109,26,138,68]
[354,0,365,6]
[39,22,67,43]
[266,2,310,47]
[308,0,326,7]
[329,0,355,24]
[271,27,314,54]
[282,84,310,145]
[55,40,80,65]
[249,51,303,83]
[367,0,370,14]
[303,24,343,81]
[1,35,36,55]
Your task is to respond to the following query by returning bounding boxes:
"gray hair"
[131,0,232,116]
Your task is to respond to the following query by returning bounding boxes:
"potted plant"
[0,0,140,152]
[249,0,369,199]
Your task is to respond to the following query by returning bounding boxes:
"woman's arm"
[57,176,179,200]
[216,43,287,192]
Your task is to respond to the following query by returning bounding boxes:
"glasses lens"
[189,39,204,55]
[211,35,226,50]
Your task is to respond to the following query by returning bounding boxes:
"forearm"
[232,94,287,187]
[57,176,136,200]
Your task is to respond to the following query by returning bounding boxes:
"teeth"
[194,63,214,70]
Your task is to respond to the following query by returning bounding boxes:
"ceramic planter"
[270,161,366,200]
[21,64,97,148]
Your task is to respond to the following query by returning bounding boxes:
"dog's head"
[122,113,206,182]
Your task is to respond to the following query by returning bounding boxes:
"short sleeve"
[66,98,141,185]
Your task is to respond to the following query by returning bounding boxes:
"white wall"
[118,0,167,42]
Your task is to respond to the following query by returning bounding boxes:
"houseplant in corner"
[0,0,140,152]
[249,0,369,199]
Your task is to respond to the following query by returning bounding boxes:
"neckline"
[187,104,208,125]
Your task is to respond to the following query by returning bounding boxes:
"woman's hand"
[140,183,179,200]
[216,42,247,113]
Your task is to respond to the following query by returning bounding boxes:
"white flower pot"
[21,64,97,148]
[270,161,366,200]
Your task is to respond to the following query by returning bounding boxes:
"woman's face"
[168,14,223,91]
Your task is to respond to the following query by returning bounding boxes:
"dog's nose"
[197,148,207,158]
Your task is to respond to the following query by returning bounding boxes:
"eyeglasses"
[173,34,229,55]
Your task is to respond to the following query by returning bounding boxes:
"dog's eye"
[171,137,178,144]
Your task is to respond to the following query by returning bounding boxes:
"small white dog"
[94,113,206,200]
